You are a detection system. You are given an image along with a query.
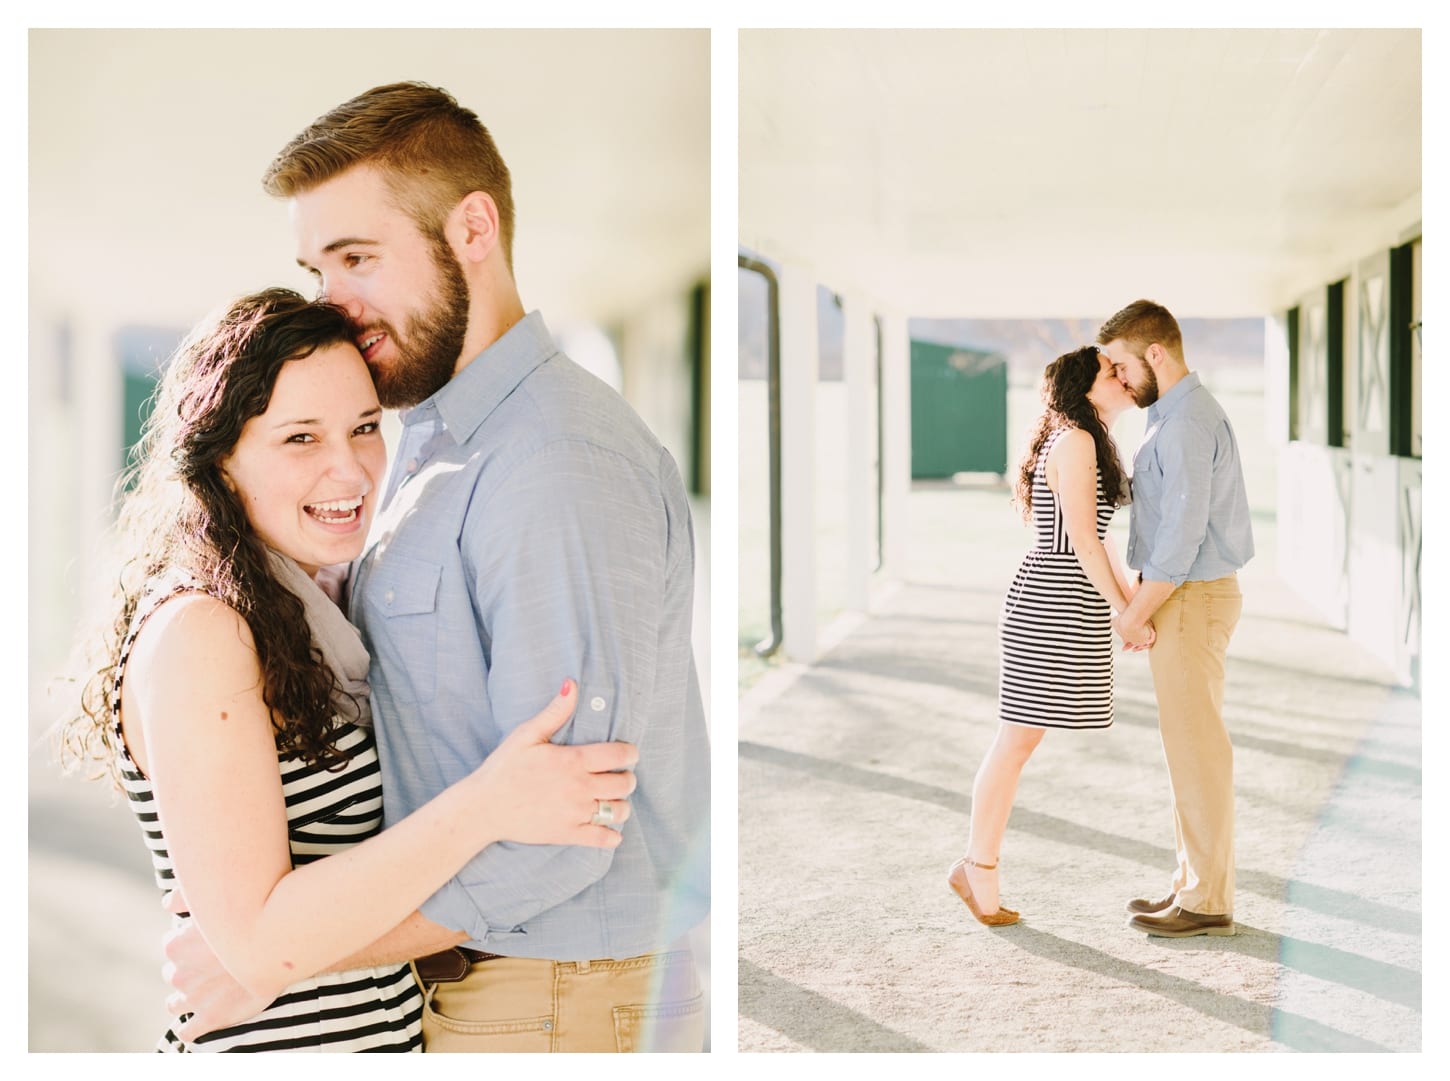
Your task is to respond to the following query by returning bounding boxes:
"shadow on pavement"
[738,960,933,1053]
[739,740,1421,933]
[999,923,1394,1053]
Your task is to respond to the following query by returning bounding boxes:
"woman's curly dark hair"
[62,288,365,785]
[1013,345,1129,521]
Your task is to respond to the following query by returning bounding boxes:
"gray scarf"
[266,550,372,729]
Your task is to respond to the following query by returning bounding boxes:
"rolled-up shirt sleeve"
[418,438,667,943]
[1141,415,1215,586]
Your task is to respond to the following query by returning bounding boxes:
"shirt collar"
[400,310,556,442]
[1147,370,1201,424]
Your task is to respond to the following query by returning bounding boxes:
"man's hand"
[160,891,270,1042]
[1113,616,1157,652]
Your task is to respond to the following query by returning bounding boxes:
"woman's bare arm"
[1103,530,1135,603]
[126,593,634,1005]
[1048,428,1131,614]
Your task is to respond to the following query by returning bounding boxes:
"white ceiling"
[740,28,1422,318]
[29,28,709,332]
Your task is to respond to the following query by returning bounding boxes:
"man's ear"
[455,191,502,264]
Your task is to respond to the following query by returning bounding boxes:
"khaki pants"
[1147,575,1243,916]
[415,948,704,1052]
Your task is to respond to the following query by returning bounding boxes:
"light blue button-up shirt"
[1126,372,1254,585]
[350,311,709,961]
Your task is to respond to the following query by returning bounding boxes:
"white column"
[28,302,77,697]
[777,262,818,662]
[74,314,125,648]
[28,307,123,701]
[1263,314,1290,448]
[878,311,912,578]
[841,292,874,612]
[76,314,124,562]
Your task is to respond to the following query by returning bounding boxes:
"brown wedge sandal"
[947,856,1020,926]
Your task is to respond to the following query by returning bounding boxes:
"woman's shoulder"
[127,586,257,679]
[1046,425,1094,458]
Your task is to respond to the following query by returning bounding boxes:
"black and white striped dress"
[998,427,1118,729]
[112,573,424,1052]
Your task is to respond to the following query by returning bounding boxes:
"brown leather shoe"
[1127,906,1234,937]
[1125,892,1176,915]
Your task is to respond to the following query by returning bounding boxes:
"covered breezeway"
[737,27,1423,1053]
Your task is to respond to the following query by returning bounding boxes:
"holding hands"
[1113,616,1156,653]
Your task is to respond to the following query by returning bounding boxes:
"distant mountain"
[738,258,1265,381]
[910,317,1265,377]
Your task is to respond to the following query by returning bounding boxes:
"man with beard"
[1097,300,1253,939]
[165,82,708,1052]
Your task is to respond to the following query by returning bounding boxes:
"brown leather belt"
[413,945,507,984]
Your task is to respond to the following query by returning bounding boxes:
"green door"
[909,340,1007,478]
[117,326,184,477]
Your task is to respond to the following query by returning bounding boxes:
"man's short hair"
[263,82,515,269]
[1097,299,1183,358]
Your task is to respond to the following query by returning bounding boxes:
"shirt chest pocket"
[363,554,443,705]
[1132,440,1165,504]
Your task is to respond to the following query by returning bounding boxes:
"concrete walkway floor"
[738,484,1421,1053]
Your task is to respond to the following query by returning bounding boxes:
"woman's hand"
[470,680,637,848]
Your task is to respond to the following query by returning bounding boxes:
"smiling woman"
[31,32,711,1053]
[57,288,638,1052]
[218,341,385,575]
